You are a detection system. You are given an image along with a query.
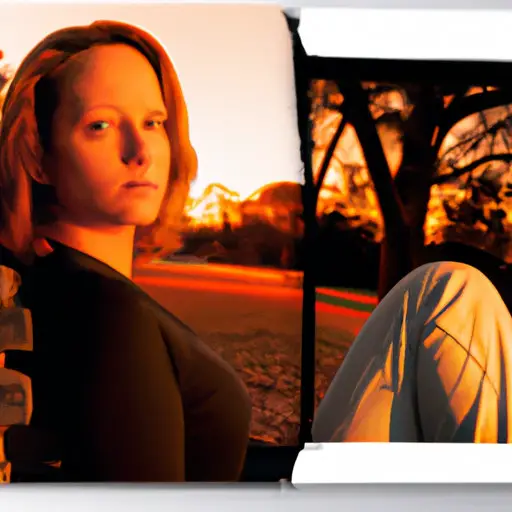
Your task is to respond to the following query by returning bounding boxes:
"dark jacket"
[6,240,251,482]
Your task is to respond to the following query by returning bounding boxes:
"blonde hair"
[0,20,197,261]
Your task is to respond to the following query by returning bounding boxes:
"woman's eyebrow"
[78,106,168,118]
[80,104,119,115]
[146,109,168,118]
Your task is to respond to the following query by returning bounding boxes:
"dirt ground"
[138,277,367,446]
[202,307,361,445]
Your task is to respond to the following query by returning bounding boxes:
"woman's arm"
[44,277,185,482]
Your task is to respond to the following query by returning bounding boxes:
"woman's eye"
[145,119,165,129]
[88,121,110,132]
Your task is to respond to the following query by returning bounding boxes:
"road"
[133,261,375,445]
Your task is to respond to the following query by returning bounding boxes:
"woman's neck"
[38,221,136,279]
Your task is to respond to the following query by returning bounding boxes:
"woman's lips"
[123,180,158,190]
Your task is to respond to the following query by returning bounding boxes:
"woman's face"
[44,43,171,228]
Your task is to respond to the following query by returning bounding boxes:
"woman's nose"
[122,152,149,168]
[121,125,151,169]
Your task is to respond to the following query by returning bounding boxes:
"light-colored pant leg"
[312,261,512,443]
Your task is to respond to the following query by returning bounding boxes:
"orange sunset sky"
[0,3,303,200]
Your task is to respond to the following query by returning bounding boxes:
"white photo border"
[1,1,512,509]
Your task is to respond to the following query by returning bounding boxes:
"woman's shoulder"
[29,262,149,324]
[29,266,163,362]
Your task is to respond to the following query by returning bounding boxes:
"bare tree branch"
[434,153,512,185]
[500,123,512,153]
[339,81,404,230]
[439,128,487,162]
[315,114,348,195]
[435,89,512,152]
[439,114,512,165]
[479,111,495,154]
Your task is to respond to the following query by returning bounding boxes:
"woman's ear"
[30,156,52,186]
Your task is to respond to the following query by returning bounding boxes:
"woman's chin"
[122,210,161,227]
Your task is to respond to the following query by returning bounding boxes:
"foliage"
[311,79,512,297]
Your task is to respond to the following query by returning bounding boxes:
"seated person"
[313,261,512,443]
[0,20,251,482]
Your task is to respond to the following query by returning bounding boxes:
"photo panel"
[0,3,304,449]
[310,70,512,410]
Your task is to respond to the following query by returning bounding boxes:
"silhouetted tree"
[311,79,512,300]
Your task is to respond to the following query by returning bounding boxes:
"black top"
[6,240,252,482]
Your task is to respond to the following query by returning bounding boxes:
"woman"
[0,21,252,482]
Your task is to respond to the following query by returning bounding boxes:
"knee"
[391,261,492,302]
[408,260,494,297]
[422,261,497,297]
[414,261,508,332]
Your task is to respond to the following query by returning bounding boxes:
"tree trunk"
[339,81,409,300]
[393,85,444,271]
